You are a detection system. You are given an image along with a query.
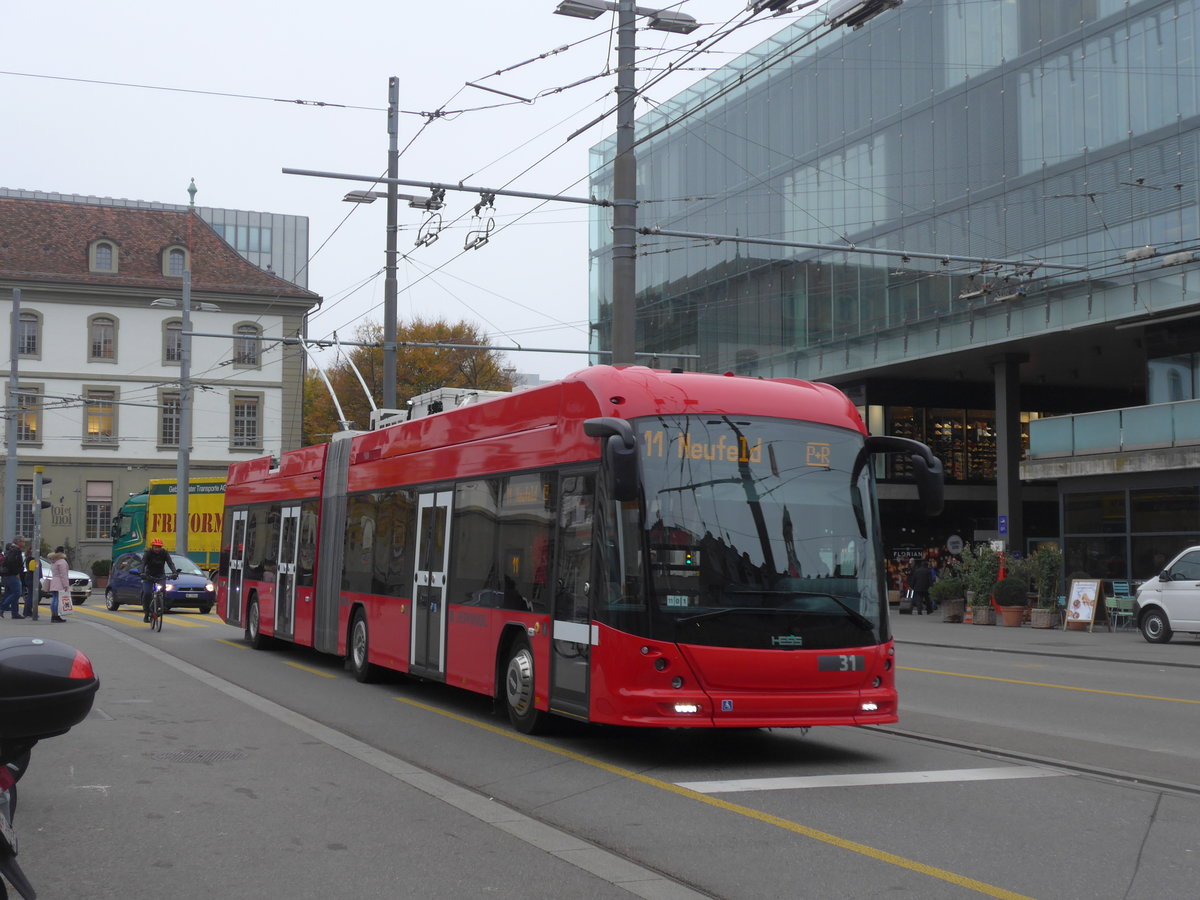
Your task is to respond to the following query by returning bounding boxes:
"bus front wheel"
[504,635,545,734]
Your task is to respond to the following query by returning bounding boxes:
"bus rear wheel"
[349,610,379,683]
[246,597,270,650]
[504,636,545,734]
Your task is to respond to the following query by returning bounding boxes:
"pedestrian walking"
[47,546,71,623]
[907,558,935,615]
[1,535,28,619]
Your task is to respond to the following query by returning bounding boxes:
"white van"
[1134,546,1200,643]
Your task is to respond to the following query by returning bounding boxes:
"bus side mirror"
[862,436,944,517]
[584,417,639,503]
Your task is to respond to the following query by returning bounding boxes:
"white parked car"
[1134,546,1200,643]
[38,557,93,604]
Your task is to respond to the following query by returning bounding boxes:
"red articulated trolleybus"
[217,366,942,733]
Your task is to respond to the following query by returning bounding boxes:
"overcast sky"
[4,1,816,381]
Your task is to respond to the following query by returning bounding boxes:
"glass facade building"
[589,0,1200,584]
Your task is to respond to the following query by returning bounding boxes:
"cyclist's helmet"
[151,538,164,547]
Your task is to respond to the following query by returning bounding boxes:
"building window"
[89,239,118,273]
[84,389,117,445]
[85,481,114,540]
[89,314,117,361]
[162,245,189,277]
[14,483,34,539]
[13,386,41,444]
[164,319,183,364]
[17,311,40,357]
[233,323,261,367]
[231,394,262,450]
[160,392,181,448]
[214,223,272,254]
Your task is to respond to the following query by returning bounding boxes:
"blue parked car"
[105,552,216,614]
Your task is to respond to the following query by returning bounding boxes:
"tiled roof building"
[1,193,321,573]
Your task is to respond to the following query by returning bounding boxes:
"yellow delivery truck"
[111,477,226,572]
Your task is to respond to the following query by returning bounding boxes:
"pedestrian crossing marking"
[677,766,1062,794]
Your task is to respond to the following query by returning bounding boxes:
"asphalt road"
[4,600,1198,899]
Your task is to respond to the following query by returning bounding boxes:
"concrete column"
[991,353,1027,554]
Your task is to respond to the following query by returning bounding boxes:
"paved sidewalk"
[0,609,701,900]
[890,602,1200,668]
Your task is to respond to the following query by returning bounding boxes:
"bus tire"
[349,609,379,683]
[247,596,270,650]
[504,635,545,734]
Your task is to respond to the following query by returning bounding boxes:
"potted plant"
[1028,545,1064,628]
[993,577,1029,626]
[930,576,966,622]
[958,543,1000,625]
[91,557,112,590]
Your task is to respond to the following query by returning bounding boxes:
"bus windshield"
[634,415,885,650]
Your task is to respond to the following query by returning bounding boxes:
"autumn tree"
[303,318,515,444]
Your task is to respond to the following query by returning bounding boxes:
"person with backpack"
[1,536,28,619]
[140,538,179,623]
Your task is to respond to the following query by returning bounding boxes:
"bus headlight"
[674,703,700,714]
[861,702,878,712]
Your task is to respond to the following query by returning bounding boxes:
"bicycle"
[145,572,177,632]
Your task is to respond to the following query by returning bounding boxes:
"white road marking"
[677,766,1064,794]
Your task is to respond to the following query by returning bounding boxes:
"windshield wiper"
[675,594,875,632]
[676,607,772,625]
[823,594,876,631]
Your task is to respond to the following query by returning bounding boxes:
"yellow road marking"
[900,666,1200,704]
[282,660,337,679]
[393,695,1035,900]
[74,606,208,628]
[218,638,248,650]
[73,607,130,625]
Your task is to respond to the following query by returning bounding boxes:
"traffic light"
[33,470,52,512]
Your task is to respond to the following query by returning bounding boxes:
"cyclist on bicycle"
[140,538,179,623]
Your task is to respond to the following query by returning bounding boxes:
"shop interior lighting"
[825,0,903,30]
[1124,245,1158,262]
[1161,251,1196,267]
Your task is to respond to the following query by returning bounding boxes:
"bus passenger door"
[226,510,248,626]
[274,505,300,641]
[550,472,593,720]
[411,490,452,679]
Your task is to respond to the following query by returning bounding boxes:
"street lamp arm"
[284,168,609,208]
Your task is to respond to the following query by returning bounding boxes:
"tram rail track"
[896,637,1200,672]
[866,723,1200,799]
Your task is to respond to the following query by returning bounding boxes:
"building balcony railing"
[1028,399,1200,458]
